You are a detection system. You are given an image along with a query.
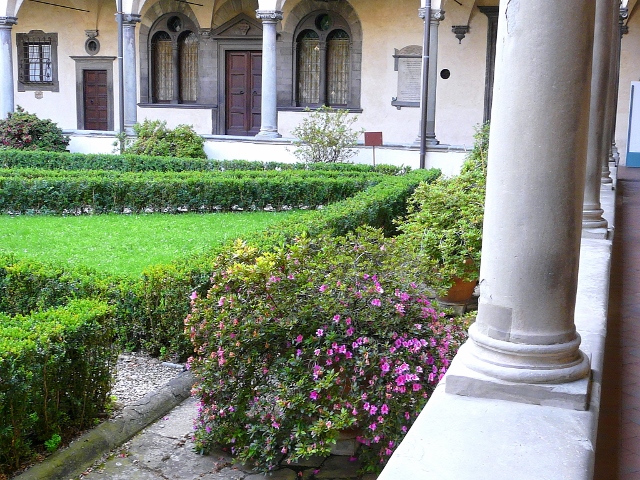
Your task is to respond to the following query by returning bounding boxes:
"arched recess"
[210,0,259,31]
[280,0,362,109]
[139,0,201,104]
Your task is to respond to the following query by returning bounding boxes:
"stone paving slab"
[79,397,377,480]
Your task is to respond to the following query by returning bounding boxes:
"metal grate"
[327,30,349,106]
[152,31,172,102]
[179,31,198,102]
[297,30,320,105]
[18,35,53,84]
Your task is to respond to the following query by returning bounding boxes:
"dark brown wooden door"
[226,51,261,136]
[83,70,108,131]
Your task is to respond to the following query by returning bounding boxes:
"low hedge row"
[0,169,379,214]
[0,168,440,360]
[0,149,406,175]
[0,299,116,473]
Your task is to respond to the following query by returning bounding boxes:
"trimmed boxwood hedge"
[0,169,381,214]
[0,299,116,473]
[0,149,407,175]
[0,168,440,360]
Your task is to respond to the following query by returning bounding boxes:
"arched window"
[295,13,351,107]
[149,14,198,104]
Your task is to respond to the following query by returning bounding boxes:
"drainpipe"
[117,0,125,141]
[419,1,432,169]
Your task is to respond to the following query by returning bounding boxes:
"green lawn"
[0,212,300,276]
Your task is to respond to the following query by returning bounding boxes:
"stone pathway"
[78,397,376,480]
[594,166,640,480]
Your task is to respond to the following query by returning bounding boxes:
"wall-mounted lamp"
[452,25,469,44]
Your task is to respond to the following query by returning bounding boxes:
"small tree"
[291,106,362,163]
[0,106,69,152]
[125,119,206,158]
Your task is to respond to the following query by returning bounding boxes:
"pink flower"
[369,405,378,415]
[413,383,422,392]
[218,297,226,306]
[380,361,390,373]
[296,335,303,343]
[190,291,198,300]
[381,404,389,415]
[333,315,341,323]
[310,391,319,400]
[346,327,355,336]
[319,285,327,292]
[371,299,381,307]
[316,328,324,337]
[369,423,377,431]
[272,422,280,429]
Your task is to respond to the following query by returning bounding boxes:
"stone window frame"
[16,30,59,92]
[146,12,199,104]
[293,11,353,108]
[279,1,363,111]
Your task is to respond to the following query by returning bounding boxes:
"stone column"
[600,0,618,184]
[612,8,630,164]
[583,0,615,237]
[256,10,282,138]
[417,8,444,145]
[446,1,595,409]
[123,14,140,128]
[0,17,17,119]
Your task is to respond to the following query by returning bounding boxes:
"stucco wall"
[13,0,121,129]
[10,0,491,147]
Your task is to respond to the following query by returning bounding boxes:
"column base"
[445,343,592,411]
[255,130,282,139]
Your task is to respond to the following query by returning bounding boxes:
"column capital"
[620,7,629,36]
[123,14,141,25]
[0,16,18,27]
[418,8,445,22]
[256,10,283,22]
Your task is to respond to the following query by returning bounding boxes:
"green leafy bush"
[0,299,116,474]
[0,106,69,152]
[186,229,469,473]
[291,106,363,163]
[395,123,489,293]
[125,120,206,158]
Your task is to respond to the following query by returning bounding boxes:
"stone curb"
[15,371,195,480]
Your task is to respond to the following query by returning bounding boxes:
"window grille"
[18,35,54,84]
[152,32,173,102]
[179,32,198,102]
[297,30,320,105]
[327,30,350,106]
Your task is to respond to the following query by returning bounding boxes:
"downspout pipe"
[419,1,432,169]
[117,0,125,139]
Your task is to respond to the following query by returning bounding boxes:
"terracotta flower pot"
[437,277,477,304]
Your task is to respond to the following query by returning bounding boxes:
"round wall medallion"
[85,37,100,55]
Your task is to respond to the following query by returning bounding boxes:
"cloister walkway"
[595,166,640,480]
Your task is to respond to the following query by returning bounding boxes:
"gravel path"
[111,352,185,414]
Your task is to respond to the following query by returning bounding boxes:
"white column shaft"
[0,18,17,120]
[583,0,615,233]
[123,15,140,127]
[426,10,443,145]
[256,10,282,138]
[464,1,595,384]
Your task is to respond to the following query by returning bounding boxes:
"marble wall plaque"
[392,45,422,108]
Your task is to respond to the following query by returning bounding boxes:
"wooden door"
[83,70,108,131]
[226,51,261,136]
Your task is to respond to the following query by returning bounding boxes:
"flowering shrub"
[185,229,468,472]
[0,106,69,152]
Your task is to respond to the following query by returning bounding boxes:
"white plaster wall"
[436,8,487,148]
[617,13,640,165]
[13,0,121,130]
[137,107,213,132]
[12,0,490,148]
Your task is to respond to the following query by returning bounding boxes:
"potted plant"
[396,123,488,303]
